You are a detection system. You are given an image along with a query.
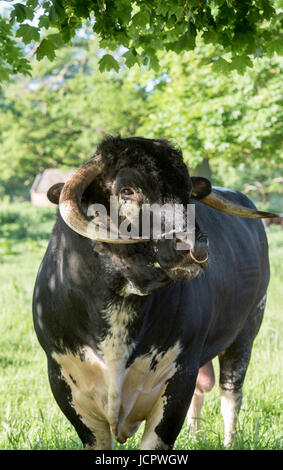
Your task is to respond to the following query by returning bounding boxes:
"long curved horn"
[59,155,149,243]
[198,191,279,219]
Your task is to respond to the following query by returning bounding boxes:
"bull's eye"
[121,187,135,196]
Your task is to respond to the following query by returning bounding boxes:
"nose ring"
[189,248,208,265]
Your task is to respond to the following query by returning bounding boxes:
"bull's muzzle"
[174,233,209,266]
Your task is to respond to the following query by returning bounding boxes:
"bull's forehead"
[112,167,160,198]
[98,137,192,198]
[105,165,192,206]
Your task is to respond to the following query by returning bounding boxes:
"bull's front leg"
[141,367,197,450]
[48,357,113,450]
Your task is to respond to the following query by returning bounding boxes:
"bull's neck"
[53,216,150,337]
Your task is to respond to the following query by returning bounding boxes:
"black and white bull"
[33,136,278,450]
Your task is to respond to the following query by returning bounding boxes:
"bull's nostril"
[173,235,208,265]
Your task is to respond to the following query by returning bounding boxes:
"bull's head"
[47,136,278,296]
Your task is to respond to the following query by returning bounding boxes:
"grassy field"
[0,202,282,450]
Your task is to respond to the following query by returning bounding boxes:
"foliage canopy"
[0,0,282,81]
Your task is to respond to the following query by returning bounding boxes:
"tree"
[129,42,283,198]
[0,36,146,193]
[0,31,282,205]
[0,0,282,81]
[133,46,282,160]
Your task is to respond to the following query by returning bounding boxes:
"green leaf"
[61,23,71,42]
[38,15,50,29]
[98,54,120,73]
[15,58,32,75]
[47,33,64,47]
[230,55,253,74]
[131,11,150,28]
[49,5,57,25]
[155,4,170,16]
[123,49,139,68]
[54,0,66,20]
[27,0,38,7]
[174,30,196,52]
[211,57,231,74]
[0,66,10,81]
[116,1,132,24]
[202,30,219,45]
[16,24,40,44]
[24,6,34,21]
[149,54,159,71]
[11,4,27,23]
[36,39,56,61]
[260,0,275,20]
[74,3,89,18]
[266,38,283,56]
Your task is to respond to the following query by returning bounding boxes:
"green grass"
[0,202,282,450]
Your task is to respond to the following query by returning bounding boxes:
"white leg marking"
[140,387,169,450]
[220,389,242,447]
[140,432,169,451]
[83,421,113,450]
[187,389,204,433]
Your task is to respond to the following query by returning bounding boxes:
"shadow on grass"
[0,355,32,369]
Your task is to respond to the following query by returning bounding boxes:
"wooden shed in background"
[30,168,74,207]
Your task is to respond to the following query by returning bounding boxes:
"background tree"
[0,3,282,209]
[133,44,282,169]
[0,34,282,208]
[0,0,282,81]
[0,35,146,195]
[127,42,282,209]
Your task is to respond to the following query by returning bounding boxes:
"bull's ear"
[191,177,212,200]
[47,182,64,205]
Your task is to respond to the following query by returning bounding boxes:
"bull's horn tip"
[259,212,280,218]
